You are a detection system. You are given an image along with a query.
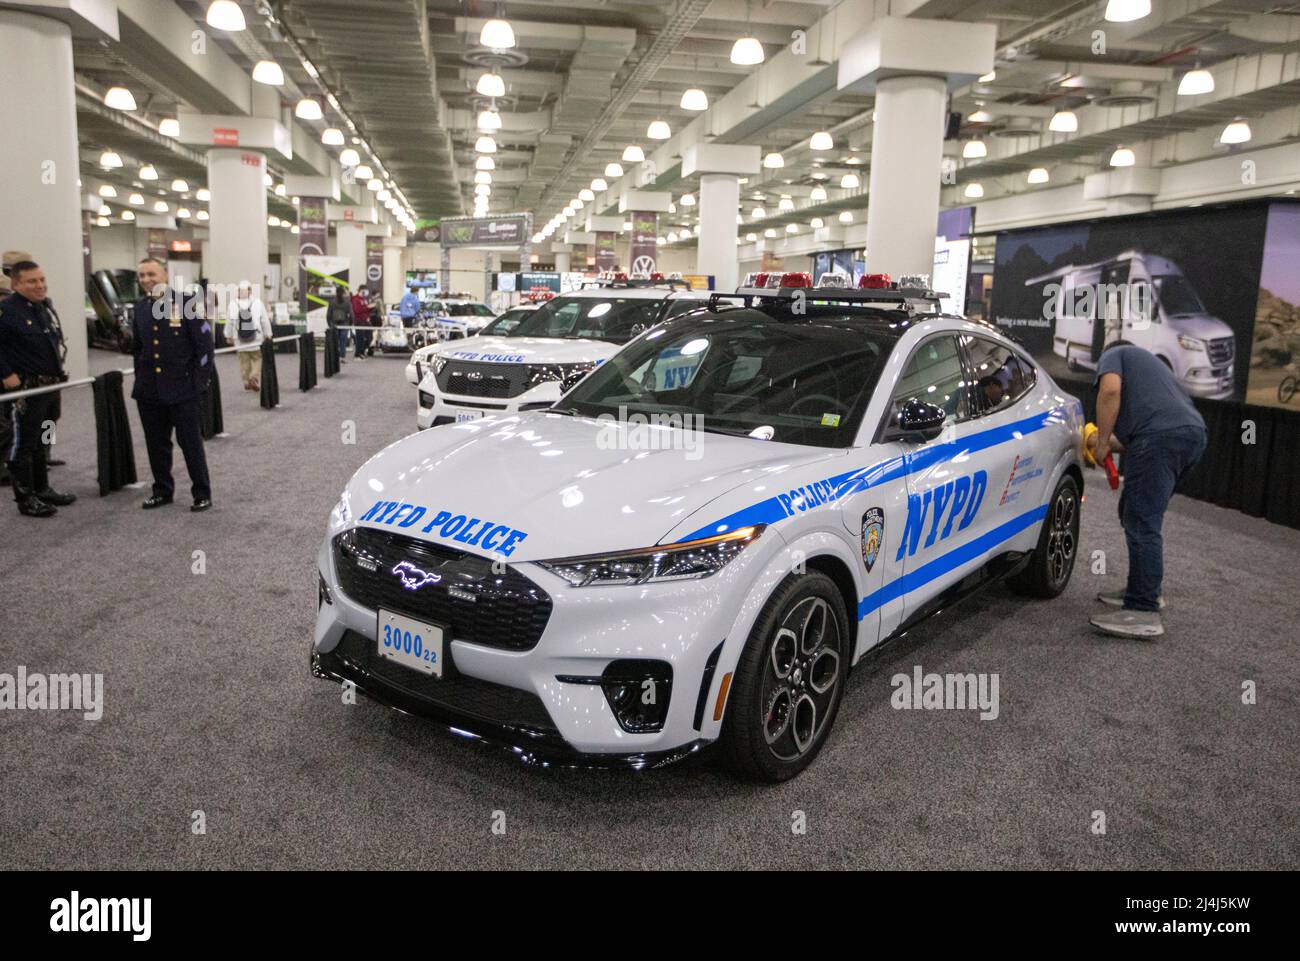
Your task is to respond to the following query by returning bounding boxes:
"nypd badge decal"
[861,507,884,573]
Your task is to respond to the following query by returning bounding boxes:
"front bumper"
[1182,365,1234,399]
[415,375,562,429]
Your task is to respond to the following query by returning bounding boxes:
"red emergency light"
[859,273,892,289]
[752,272,770,288]
[778,272,812,288]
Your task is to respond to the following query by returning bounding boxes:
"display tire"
[720,570,849,782]
[1007,474,1080,599]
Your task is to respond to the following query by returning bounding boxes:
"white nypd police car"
[409,280,715,429]
[313,274,1085,781]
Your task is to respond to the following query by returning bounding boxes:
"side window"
[887,335,969,429]
[966,336,1033,414]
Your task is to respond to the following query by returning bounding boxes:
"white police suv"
[411,279,715,429]
[313,274,1085,781]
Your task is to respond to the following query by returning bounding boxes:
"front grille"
[333,527,552,651]
[332,630,557,734]
[1206,336,1234,367]
[437,360,530,398]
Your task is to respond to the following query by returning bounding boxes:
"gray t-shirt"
[1095,345,1206,444]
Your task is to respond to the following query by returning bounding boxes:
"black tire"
[720,571,849,782]
[1007,474,1080,598]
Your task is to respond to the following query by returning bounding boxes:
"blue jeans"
[335,328,349,359]
[1119,426,1206,612]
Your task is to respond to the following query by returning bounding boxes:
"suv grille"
[332,630,557,734]
[436,360,530,398]
[1206,336,1233,367]
[333,527,552,651]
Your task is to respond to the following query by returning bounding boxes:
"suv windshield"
[1152,275,1206,316]
[559,310,893,448]
[511,295,664,344]
[478,308,530,336]
[446,302,494,317]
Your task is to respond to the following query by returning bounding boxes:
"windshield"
[446,302,494,317]
[559,310,893,448]
[478,308,530,336]
[511,295,664,344]
[1152,275,1206,316]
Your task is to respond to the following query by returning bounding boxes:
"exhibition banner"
[440,214,528,247]
[596,231,617,271]
[297,196,329,312]
[366,237,383,292]
[147,229,168,262]
[990,202,1272,404]
[1250,203,1300,408]
[629,212,657,275]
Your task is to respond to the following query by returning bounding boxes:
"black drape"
[91,370,137,495]
[200,359,223,438]
[323,328,340,377]
[298,332,317,391]
[259,340,280,409]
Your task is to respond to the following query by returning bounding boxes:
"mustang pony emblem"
[392,560,442,591]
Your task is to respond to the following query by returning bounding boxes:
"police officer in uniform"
[131,257,213,512]
[0,260,76,517]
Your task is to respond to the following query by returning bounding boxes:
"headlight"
[527,362,596,390]
[538,525,763,587]
[1178,334,1205,351]
[432,355,452,376]
[329,494,352,531]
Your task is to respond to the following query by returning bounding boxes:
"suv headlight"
[1178,334,1206,352]
[329,494,352,531]
[431,355,452,376]
[538,526,763,587]
[527,362,596,390]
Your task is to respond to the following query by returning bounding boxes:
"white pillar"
[697,174,741,291]
[0,11,87,377]
[207,148,268,293]
[336,222,366,291]
[554,251,571,273]
[865,75,947,278]
[383,242,404,304]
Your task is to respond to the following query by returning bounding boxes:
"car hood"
[423,335,617,366]
[343,412,839,562]
[1165,313,1233,341]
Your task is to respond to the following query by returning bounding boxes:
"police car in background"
[404,303,540,388]
[429,294,497,339]
[313,272,1084,781]
[411,276,717,429]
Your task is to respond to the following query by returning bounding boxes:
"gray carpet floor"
[1,346,1297,870]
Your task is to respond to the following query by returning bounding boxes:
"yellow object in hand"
[1082,422,1099,467]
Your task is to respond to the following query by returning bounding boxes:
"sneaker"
[17,495,56,517]
[1097,590,1165,610]
[1090,609,1164,638]
[141,494,173,509]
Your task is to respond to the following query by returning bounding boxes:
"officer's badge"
[861,507,884,573]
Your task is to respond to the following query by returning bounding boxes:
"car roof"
[561,286,682,300]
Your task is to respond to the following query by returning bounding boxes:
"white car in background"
[404,303,538,387]
[313,275,1085,781]
[430,296,497,339]
[412,280,715,429]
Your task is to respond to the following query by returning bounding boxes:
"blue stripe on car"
[675,407,1063,543]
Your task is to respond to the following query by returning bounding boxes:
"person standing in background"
[326,287,353,363]
[399,285,420,328]
[0,250,32,487]
[223,281,273,391]
[132,257,213,512]
[350,286,372,359]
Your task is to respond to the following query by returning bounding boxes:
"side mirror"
[891,398,947,441]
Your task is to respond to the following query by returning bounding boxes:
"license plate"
[455,408,484,423]
[376,609,444,678]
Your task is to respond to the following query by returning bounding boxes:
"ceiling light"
[153,200,168,212]
[95,217,110,227]
[475,171,492,185]
[838,211,853,224]
[474,184,490,197]
[763,151,784,168]
[129,193,144,205]
[1109,145,1136,167]
[647,119,671,140]
[591,178,608,192]
[177,207,192,219]
[476,72,506,98]
[680,88,709,111]
[268,215,280,227]
[171,179,189,192]
[104,86,137,111]
[809,131,833,151]
[978,70,997,83]
[158,118,180,138]
[477,109,502,132]
[667,202,676,213]
[263,173,273,187]
[252,60,284,86]
[604,162,624,178]
[480,17,516,50]
[295,98,323,120]
[778,197,794,211]
[763,228,777,238]
[338,148,360,167]
[195,188,210,202]
[622,145,645,163]
[475,156,495,171]
[736,213,744,224]
[578,188,594,202]
[968,109,993,124]
[622,220,632,231]
[1048,110,1078,133]
[321,127,345,146]
[679,193,696,207]
[964,182,984,198]
[1178,68,1214,96]
[750,206,766,219]
[667,231,679,243]
[97,184,117,198]
[809,185,828,202]
[354,164,373,180]
[197,210,209,221]
[99,150,122,169]
[731,36,764,66]
[98,203,111,216]
[962,139,987,159]
[367,178,384,190]
[1104,0,1150,23]
[786,223,799,234]
[840,173,860,189]
[810,217,824,229]
[121,210,135,222]
[745,232,757,242]
[377,189,392,202]
[1027,167,1050,184]
[274,183,287,197]
[138,164,157,181]
[475,135,497,153]
[205,0,245,31]
[1221,118,1252,144]
[290,224,298,234]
